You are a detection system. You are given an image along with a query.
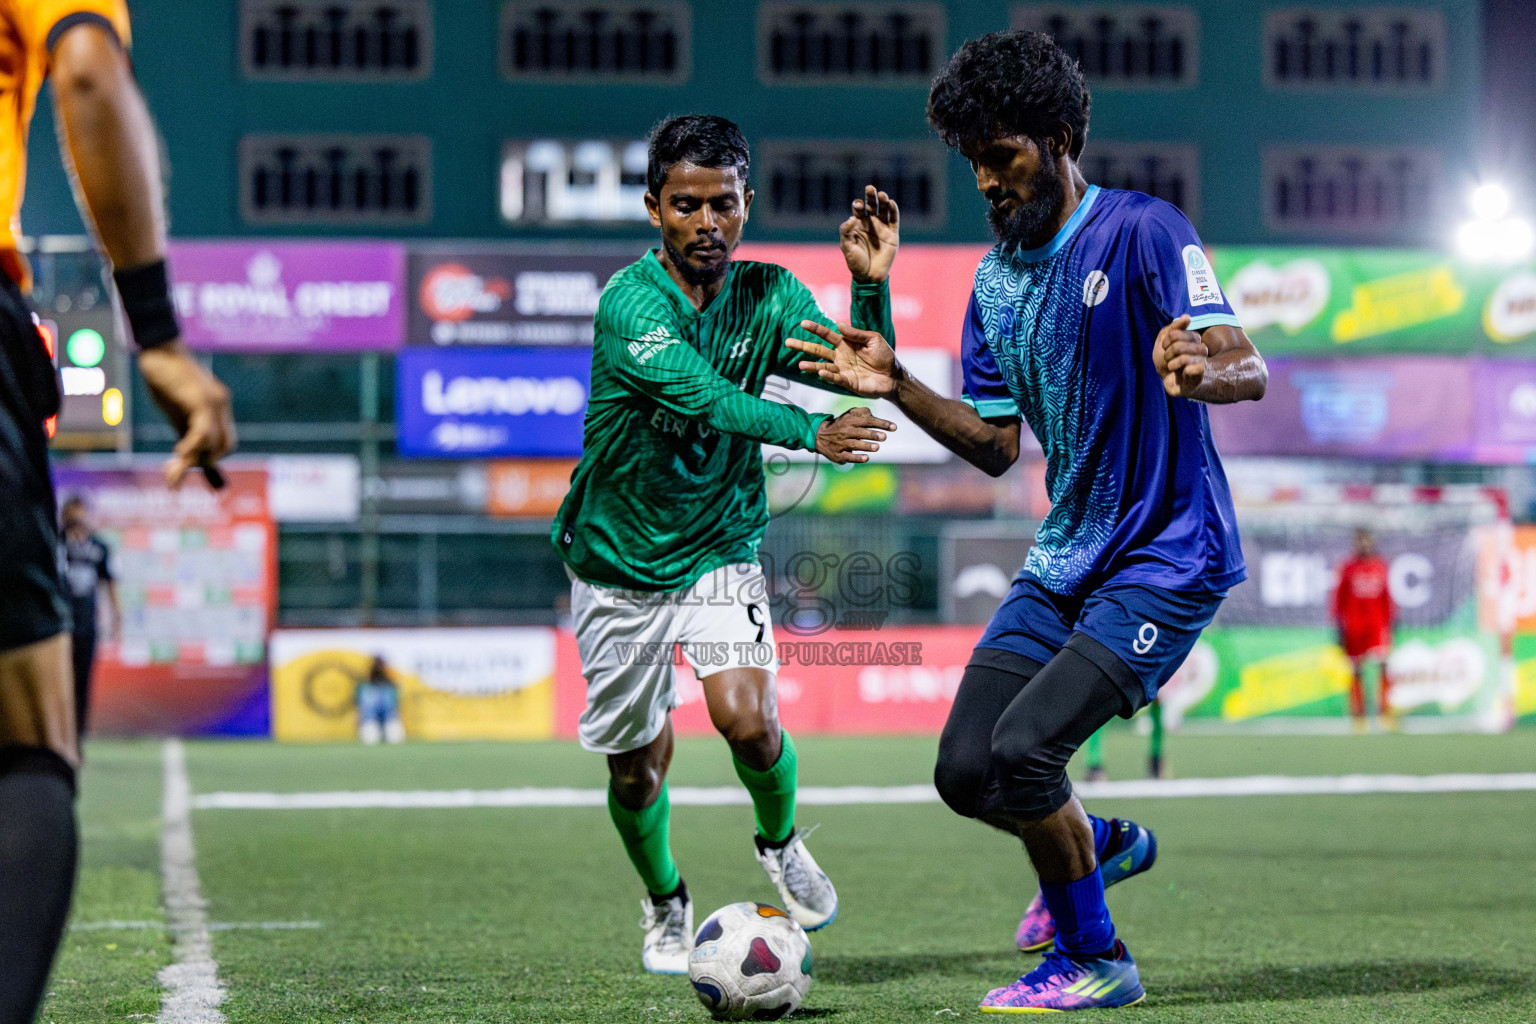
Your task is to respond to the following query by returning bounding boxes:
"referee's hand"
[136,341,236,488]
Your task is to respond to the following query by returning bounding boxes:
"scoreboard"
[33,249,130,450]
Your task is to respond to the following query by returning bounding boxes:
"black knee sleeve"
[989,641,1130,820]
[0,746,80,1024]
[932,740,988,819]
[934,654,1039,819]
[0,746,75,794]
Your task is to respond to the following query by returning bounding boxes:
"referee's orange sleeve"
[21,0,132,61]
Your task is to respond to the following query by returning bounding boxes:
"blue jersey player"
[788,31,1267,1012]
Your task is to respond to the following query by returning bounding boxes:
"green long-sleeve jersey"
[553,249,894,591]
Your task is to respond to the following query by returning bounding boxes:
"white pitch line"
[1080,772,1536,799]
[71,920,321,933]
[157,739,228,1024]
[189,773,1536,811]
[191,784,937,810]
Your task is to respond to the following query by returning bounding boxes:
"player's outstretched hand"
[839,184,900,284]
[815,406,897,464]
[788,319,899,399]
[1154,314,1209,398]
[136,341,236,489]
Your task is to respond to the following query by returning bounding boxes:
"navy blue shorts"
[974,571,1227,710]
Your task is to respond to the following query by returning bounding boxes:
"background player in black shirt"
[59,495,120,736]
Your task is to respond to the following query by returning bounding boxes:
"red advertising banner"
[735,243,988,356]
[555,625,982,739]
[52,465,276,736]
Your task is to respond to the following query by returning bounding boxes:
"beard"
[986,157,1066,251]
[662,235,734,287]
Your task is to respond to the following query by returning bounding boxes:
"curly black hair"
[927,31,1091,159]
[646,114,751,196]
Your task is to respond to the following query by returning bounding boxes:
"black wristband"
[113,260,180,350]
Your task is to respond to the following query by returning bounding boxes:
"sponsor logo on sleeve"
[1182,245,1224,307]
[627,326,676,364]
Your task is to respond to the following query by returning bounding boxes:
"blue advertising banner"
[396,348,589,458]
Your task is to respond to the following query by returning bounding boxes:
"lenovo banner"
[396,347,590,458]
[409,247,637,346]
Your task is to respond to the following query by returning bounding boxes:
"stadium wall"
[18,0,1483,247]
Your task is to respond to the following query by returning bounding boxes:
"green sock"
[733,731,798,844]
[1148,701,1164,762]
[608,781,681,896]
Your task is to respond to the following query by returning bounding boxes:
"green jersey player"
[552,114,900,973]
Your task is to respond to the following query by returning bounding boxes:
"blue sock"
[1039,869,1116,959]
[1090,815,1112,858]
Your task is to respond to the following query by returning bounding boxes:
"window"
[1012,5,1198,87]
[756,140,944,230]
[757,3,945,86]
[1081,142,1200,223]
[240,135,432,226]
[500,139,651,224]
[1265,8,1445,90]
[241,0,431,80]
[1263,146,1442,240]
[500,2,691,82]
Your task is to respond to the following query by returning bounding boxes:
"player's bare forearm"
[889,364,1021,477]
[1184,345,1268,404]
[51,24,166,270]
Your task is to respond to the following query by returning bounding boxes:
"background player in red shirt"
[1333,529,1396,730]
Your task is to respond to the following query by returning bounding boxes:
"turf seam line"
[188,773,1536,810]
[157,739,229,1023]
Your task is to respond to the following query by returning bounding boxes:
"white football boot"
[638,891,693,974]
[755,828,838,931]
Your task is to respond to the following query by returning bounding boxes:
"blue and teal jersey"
[961,185,1247,596]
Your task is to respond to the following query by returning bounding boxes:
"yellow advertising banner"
[1221,645,1354,721]
[270,628,556,741]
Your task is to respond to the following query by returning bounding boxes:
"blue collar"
[1009,184,1100,264]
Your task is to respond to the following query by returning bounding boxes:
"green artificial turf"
[44,731,1536,1022]
[39,742,169,1024]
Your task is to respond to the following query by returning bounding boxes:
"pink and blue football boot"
[1015,819,1158,953]
[981,941,1145,1013]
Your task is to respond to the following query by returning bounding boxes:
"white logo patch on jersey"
[729,338,751,360]
[1082,270,1110,307]
[1182,245,1224,307]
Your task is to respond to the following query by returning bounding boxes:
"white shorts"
[569,563,779,754]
